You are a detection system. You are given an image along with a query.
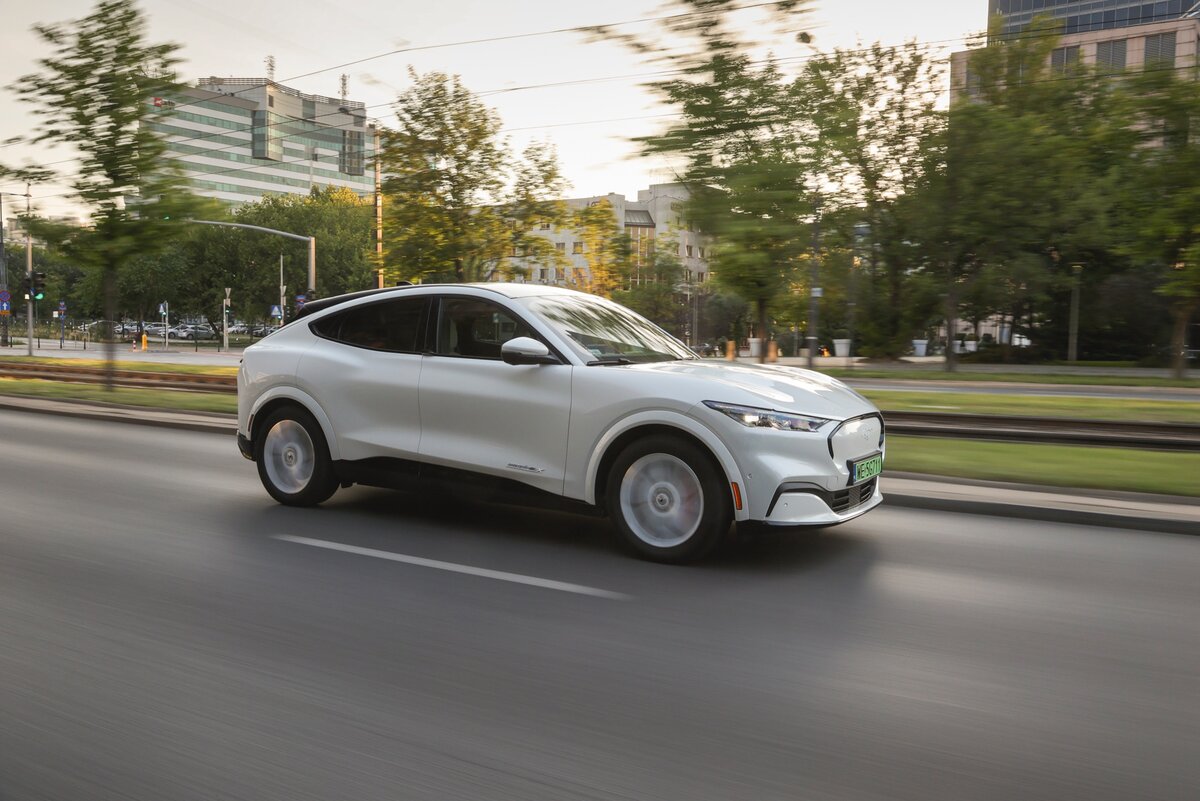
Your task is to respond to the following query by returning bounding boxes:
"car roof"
[295,282,584,320]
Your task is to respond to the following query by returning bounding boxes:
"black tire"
[254,405,339,506]
[605,434,732,563]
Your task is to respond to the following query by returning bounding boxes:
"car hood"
[622,360,877,421]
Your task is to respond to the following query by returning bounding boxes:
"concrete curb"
[1,395,1195,535]
[882,492,1197,537]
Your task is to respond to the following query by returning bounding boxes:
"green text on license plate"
[851,453,883,484]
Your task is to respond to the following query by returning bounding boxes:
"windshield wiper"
[587,356,634,366]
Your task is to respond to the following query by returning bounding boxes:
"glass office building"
[990,0,1196,35]
[148,78,375,207]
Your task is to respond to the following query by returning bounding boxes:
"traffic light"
[31,272,46,302]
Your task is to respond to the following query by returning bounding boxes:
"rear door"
[296,296,429,461]
[417,294,572,495]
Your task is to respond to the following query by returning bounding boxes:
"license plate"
[850,452,883,484]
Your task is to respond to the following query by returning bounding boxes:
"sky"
[0,0,986,219]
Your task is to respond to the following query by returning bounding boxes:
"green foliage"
[377,69,568,283]
[3,0,203,372]
[183,188,373,324]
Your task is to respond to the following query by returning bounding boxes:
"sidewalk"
[2,394,1195,536]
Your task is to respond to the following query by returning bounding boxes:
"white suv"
[237,284,884,562]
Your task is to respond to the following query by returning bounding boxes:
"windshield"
[521,294,696,364]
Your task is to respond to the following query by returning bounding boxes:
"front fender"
[249,386,342,461]
[582,409,750,522]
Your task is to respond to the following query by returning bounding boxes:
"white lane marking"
[273,535,632,601]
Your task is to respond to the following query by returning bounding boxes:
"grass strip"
[884,435,1200,497]
[0,378,235,414]
[864,390,1200,424]
[0,355,238,377]
[822,368,1200,389]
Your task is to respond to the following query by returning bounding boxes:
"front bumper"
[761,477,882,526]
[237,432,254,461]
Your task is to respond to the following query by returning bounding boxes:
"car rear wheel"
[255,406,338,506]
[606,435,732,563]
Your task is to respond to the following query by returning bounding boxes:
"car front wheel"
[606,435,732,563]
[255,406,339,506]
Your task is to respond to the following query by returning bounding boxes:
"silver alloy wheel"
[618,453,705,548]
[263,419,316,495]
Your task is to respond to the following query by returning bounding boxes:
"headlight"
[703,401,832,432]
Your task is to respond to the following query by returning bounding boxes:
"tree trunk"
[1170,302,1196,379]
[102,265,117,391]
[454,258,465,283]
[757,298,769,364]
[944,277,959,374]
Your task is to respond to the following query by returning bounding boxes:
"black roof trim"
[295,283,414,319]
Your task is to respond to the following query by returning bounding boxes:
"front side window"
[435,297,535,359]
[311,297,427,352]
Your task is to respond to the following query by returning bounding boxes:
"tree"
[377,70,568,284]
[1118,67,1200,377]
[3,0,202,381]
[571,199,632,297]
[613,234,687,336]
[185,187,374,327]
[593,1,816,362]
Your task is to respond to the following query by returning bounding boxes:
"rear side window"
[311,298,427,352]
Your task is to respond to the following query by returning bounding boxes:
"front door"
[418,295,571,495]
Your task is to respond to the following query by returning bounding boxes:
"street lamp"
[1068,262,1084,362]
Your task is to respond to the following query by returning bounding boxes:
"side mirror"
[501,337,560,366]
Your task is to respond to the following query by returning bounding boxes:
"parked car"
[176,324,215,340]
[236,285,884,562]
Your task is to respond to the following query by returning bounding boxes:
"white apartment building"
[149,77,375,206]
[517,182,711,287]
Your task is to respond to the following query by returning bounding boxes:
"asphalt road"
[1,411,1197,801]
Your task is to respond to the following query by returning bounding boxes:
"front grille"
[829,478,877,513]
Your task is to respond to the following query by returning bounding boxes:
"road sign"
[295,294,306,309]
[0,301,10,316]
[58,301,66,312]
[159,303,167,316]
[270,304,282,319]
[0,290,10,303]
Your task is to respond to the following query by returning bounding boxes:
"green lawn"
[0,378,236,414]
[864,390,1200,424]
[0,355,238,377]
[885,435,1200,496]
[822,367,1200,389]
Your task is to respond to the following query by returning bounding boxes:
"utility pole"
[0,191,8,347]
[374,125,384,288]
[806,197,822,370]
[222,287,231,352]
[25,183,33,357]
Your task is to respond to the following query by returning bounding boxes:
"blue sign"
[0,301,10,313]
[58,301,66,312]
[0,290,10,303]
[270,305,282,319]
[295,294,306,309]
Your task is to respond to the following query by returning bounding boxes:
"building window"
[267,95,275,108]
[540,221,551,230]
[1051,45,1080,75]
[1096,39,1127,72]
[1145,32,1176,68]
[539,268,548,282]
[698,247,705,259]
[555,242,565,253]
[698,272,706,283]
[686,245,694,258]
[572,241,583,254]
